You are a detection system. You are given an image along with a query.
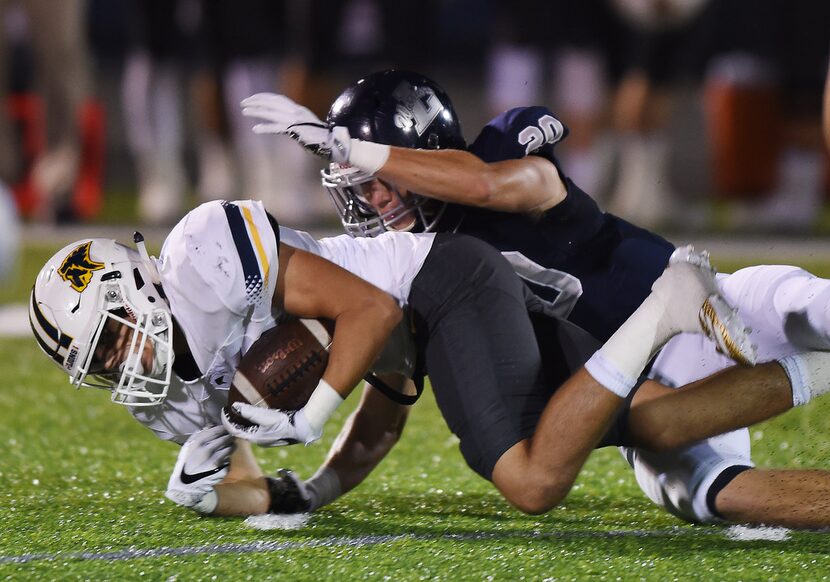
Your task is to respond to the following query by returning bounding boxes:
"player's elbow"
[465,173,501,209]
[379,295,403,331]
[363,289,403,332]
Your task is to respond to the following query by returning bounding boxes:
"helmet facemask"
[74,281,173,406]
[322,162,446,237]
[30,239,174,407]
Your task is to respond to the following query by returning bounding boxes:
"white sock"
[585,254,715,397]
[777,351,830,407]
[585,292,673,397]
[305,466,342,512]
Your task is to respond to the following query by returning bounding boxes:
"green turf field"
[3,246,830,580]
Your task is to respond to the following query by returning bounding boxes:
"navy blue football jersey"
[435,106,675,342]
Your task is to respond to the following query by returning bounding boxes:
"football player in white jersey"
[30,199,402,516]
[30,201,830,525]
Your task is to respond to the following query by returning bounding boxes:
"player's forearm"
[323,299,402,397]
[278,243,403,398]
[321,381,410,494]
[379,147,497,206]
[377,147,565,212]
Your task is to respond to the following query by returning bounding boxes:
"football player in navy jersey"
[241,70,830,528]
[246,74,674,343]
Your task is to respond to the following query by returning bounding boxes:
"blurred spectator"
[824,46,830,151]
[605,0,711,229]
[0,180,19,280]
[120,0,324,225]
[198,0,326,225]
[122,0,201,224]
[0,0,101,222]
[484,0,615,198]
[703,0,830,231]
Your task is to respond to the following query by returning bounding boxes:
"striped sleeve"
[220,200,280,309]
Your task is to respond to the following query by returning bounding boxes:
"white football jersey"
[280,227,435,377]
[280,227,435,306]
[129,376,226,444]
[129,203,434,442]
[131,200,280,443]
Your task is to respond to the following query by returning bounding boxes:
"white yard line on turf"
[0,526,789,565]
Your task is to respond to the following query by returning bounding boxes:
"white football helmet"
[29,238,174,406]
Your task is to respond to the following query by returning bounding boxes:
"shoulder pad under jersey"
[469,106,569,163]
[161,200,280,317]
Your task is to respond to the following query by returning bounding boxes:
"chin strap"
[363,372,423,406]
[133,231,161,282]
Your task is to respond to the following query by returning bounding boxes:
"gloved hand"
[240,93,352,163]
[165,425,234,512]
[266,468,312,513]
[221,402,322,447]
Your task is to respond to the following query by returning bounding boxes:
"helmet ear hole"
[427,133,439,148]
[133,268,145,291]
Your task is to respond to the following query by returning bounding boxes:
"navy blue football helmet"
[322,70,465,237]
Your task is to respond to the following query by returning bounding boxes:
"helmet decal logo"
[392,81,442,137]
[58,241,105,292]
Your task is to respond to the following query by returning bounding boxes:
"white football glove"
[240,93,352,163]
[165,425,234,511]
[221,402,321,447]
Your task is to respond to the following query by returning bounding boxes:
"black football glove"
[266,469,312,513]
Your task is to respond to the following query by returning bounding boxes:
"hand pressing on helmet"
[241,94,389,175]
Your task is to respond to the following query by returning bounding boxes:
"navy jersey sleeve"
[468,106,569,164]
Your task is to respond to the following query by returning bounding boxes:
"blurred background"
[0,0,829,314]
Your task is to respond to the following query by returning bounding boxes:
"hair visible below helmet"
[322,70,466,237]
[29,239,173,406]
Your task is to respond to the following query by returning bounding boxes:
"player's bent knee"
[508,488,566,515]
[493,446,570,514]
[503,475,570,515]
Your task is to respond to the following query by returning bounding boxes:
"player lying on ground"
[29,200,402,515]
[242,71,830,527]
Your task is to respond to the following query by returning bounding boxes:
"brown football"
[225,318,334,425]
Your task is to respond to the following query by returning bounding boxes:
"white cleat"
[665,245,757,367]
[699,294,757,367]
